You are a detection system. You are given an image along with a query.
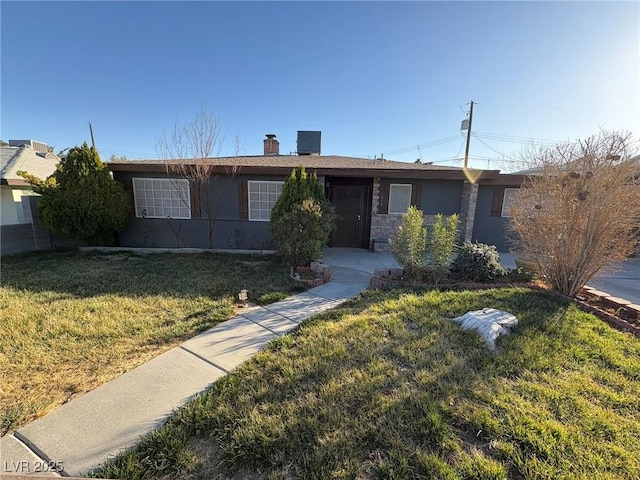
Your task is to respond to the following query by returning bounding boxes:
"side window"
[501,188,519,217]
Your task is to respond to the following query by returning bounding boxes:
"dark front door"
[332,185,370,247]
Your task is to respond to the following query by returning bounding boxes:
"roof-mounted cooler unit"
[8,140,49,153]
[296,131,321,155]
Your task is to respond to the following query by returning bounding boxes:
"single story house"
[107,133,525,252]
[1,140,59,254]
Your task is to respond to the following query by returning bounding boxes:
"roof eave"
[107,162,501,181]
[1,178,32,186]
[480,174,527,186]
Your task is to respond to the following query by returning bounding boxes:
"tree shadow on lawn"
[116,286,624,480]
[94,286,640,479]
[1,248,303,302]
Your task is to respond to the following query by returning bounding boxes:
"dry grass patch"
[0,249,303,433]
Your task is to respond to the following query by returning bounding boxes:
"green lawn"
[0,249,304,434]
[93,287,640,480]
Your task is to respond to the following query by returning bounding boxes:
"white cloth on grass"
[451,308,518,350]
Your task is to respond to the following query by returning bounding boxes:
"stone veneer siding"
[458,181,479,243]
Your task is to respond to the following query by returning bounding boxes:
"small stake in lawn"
[238,289,248,307]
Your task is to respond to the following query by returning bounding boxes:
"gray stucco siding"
[377,178,463,215]
[208,175,243,220]
[113,171,491,251]
[113,172,289,249]
[114,171,289,220]
[471,185,514,252]
[209,174,289,221]
[418,180,463,215]
[116,218,276,250]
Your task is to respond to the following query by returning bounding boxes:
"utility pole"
[463,100,474,169]
[89,122,96,149]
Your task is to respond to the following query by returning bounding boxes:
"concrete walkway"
[1,248,397,478]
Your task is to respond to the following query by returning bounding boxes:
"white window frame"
[132,178,191,219]
[501,188,519,218]
[248,180,284,222]
[388,183,413,214]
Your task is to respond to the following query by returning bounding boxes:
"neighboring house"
[0,140,59,254]
[107,132,525,252]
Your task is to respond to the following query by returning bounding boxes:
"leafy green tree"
[272,199,328,269]
[271,167,312,220]
[19,143,129,245]
[270,166,335,267]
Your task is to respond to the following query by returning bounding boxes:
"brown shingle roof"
[107,155,502,181]
[109,155,457,170]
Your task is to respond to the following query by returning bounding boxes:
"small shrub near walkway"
[94,287,640,480]
[0,249,304,433]
[390,208,459,283]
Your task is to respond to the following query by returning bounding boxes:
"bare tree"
[156,107,239,249]
[233,133,244,156]
[508,130,640,297]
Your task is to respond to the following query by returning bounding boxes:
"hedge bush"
[452,241,506,282]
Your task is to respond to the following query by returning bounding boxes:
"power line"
[377,135,461,157]
[355,135,462,158]
[471,133,521,161]
[361,130,559,160]
[454,138,466,159]
[474,131,557,145]
[479,102,637,113]
[98,148,159,159]
[431,154,494,164]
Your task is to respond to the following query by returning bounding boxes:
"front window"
[501,188,519,217]
[132,178,191,219]
[388,184,412,214]
[248,180,284,221]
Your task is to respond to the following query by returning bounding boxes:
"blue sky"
[2,1,638,171]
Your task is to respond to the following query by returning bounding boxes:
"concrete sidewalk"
[586,258,640,305]
[1,248,395,478]
[498,253,640,304]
